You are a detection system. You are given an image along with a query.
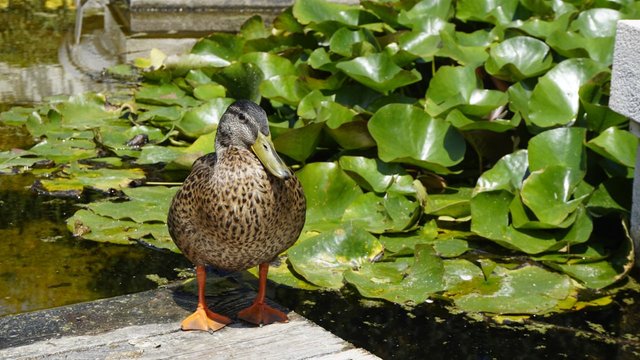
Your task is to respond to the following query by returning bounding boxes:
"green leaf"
[528,58,607,128]
[528,127,586,171]
[296,162,363,228]
[453,265,573,314]
[240,52,296,80]
[260,75,310,106]
[336,53,422,94]
[240,15,270,40]
[485,36,553,81]
[338,155,415,194]
[520,166,586,225]
[293,0,361,26]
[368,104,465,173]
[426,66,477,116]
[191,33,246,61]
[475,150,528,193]
[344,245,445,303]
[424,187,473,219]
[456,0,519,25]
[67,209,177,252]
[288,225,383,289]
[342,192,420,234]
[135,83,200,107]
[587,127,638,168]
[85,186,179,224]
[272,122,324,162]
[546,222,634,289]
[177,98,234,138]
[211,62,263,103]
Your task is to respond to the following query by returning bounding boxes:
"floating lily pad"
[288,225,384,289]
[368,104,465,173]
[344,245,445,304]
[296,162,363,228]
[453,265,574,315]
[342,192,420,234]
[587,127,638,169]
[336,53,422,94]
[338,156,415,194]
[485,36,553,81]
[528,59,607,127]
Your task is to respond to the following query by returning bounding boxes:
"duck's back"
[167,147,306,272]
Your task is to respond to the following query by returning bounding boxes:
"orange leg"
[180,265,232,331]
[237,263,289,325]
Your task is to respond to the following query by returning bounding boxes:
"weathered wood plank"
[0,277,378,359]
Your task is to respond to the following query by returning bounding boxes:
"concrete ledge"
[610,20,640,124]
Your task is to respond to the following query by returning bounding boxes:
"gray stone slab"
[610,20,640,124]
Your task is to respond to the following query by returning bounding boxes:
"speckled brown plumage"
[167,100,306,273]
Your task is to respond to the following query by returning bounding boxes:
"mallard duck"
[167,99,306,331]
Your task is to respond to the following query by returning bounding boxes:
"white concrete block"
[610,20,640,124]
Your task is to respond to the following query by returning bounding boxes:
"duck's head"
[215,100,292,179]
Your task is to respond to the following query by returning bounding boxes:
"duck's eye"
[238,113,248,123]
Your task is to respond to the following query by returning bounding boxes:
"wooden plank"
[0,277,378,359]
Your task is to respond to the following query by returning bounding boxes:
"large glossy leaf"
[545,222,634,289]
[296,162,362,228]
[344,245,445,303]
[424,187,473,219]
[240,52,296,80]
[338,156,415,194]
[177,98,234,138]
[84,186,179,224]
[211,62,263,103]
[475,150,528,193]
[288,225,383,289]
[368,104,465,173]
[135,83,200,107]
[336,53,422,94]
[528,58,607,127]
[520,166,586,225]
[453,265,573,314]
[528,127,586,171]
[456,0,519,25]
[292,0,361,26]
[342,192,420,234]
[272,122,323,162]
[485,36,553,81]
[587,127,638,168]
[67,209,177,252]
[191,33,245,61]
[260,75,310,106]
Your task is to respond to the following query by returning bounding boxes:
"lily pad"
[336,53,422,94]
[338,155,415,194]
[587,127,638,169]
[368,104,465,174]
[288,225,384,289]
[342,192,420,234]
[528,58,607,127]
[344,245,445,304]
[67,209,177,252]
[453,265,574,315]
[296,162,363,228]
[485,36,553,81]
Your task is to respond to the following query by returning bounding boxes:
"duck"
[167,99,306,331]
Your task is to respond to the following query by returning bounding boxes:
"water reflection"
[0,174,190,316]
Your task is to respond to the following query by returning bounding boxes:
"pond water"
[2,2,640,359]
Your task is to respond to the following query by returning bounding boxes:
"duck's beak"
[252,132,292,179]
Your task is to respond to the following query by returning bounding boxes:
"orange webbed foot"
[237,302,289,325]
[181,304,232,332]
